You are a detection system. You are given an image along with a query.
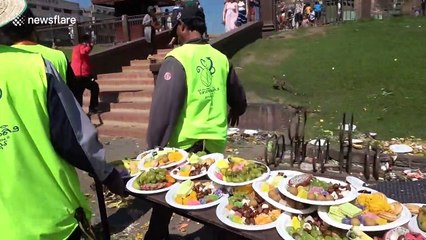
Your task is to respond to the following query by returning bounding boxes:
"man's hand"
[228,109,240,127]
[103,169,126,196]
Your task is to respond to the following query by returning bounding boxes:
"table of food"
[117,147,426,240]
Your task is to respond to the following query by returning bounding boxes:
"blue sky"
[74,0,224,33]
[74,0,91,7]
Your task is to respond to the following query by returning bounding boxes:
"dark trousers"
[144,142,210,240]
[72,76,99,111]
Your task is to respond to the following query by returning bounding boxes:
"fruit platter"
[252,170,317,214]
[277,213,425,240]
[317,192,411,231]
[207,157,270,187]
[276,213,356,240]
[216,191,282,231]
[278,174,358,206]
[126,168,177,194]
[407,204,426,238]
[170,153,223,180]
[138,147,188,170]
[165,179,228,210]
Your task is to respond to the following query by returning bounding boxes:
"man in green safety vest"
[5,7,72,84]
[0,1,125,239]
[144,5,247,240]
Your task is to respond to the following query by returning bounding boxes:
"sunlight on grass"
[232,17,426,139]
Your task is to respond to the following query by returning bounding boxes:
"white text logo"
[12,15,77,26]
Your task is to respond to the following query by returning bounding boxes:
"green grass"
[231,17,426,139]
[58,45,111,59]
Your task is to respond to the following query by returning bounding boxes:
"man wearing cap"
[0,1,125,239]
[145,5,247,240]
[5,7,71,84]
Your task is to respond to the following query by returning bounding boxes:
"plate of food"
[252,170,317,214]
[170,153,223,180]
[317,192,411,232]
[111,159,140,178]
[216,191,282,231]
[126,168,177,194]
[138,148,188,170]
[207,157,270,187]
[278,174,357,206]
[165,179,228,210]
[407,204,426,237]
[276,213,358,240]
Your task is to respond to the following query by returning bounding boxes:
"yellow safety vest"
[0,45,90,239]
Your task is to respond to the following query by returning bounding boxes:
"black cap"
[171,5,206,37]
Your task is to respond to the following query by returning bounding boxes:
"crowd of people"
[223,0,261,32]
[1,0,246,240]
[277,0,324,30]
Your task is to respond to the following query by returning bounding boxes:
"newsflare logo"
[12,15,77,26]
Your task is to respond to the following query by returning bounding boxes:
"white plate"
[317,199,412,232]
[339,124,357,131]
[252,170,317,214]
[165,181,228,210]
[207,161,270,187]
[227,128,240,135]
[408,216,426,237]
[344,139,364,144]
[389,144,413,153]
[138,148,189,171]
[170,153,224,181]
[135,149,155,160]
[243,129,258,136]
[275,213,296,240]
[126,173,177,195]
[215,198,279,231]
[308,139,327,146]
[278,176,358,206]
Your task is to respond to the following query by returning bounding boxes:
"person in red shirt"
[71,34,100,113]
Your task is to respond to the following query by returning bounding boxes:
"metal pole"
[94,178,110,240]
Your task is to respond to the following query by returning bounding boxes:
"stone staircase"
[83,49,170,138]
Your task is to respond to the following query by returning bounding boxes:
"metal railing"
[35,12,173,47]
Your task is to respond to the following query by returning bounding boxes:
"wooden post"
[122,14,130,42]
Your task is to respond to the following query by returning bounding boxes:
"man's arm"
[227,64,247,116]
[146,57,186,149]
[44,60,114,182]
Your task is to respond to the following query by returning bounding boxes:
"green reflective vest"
[166,43,229,153]
[12,44,68,83]
[0,46,90,239]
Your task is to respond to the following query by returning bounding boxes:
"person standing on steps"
[0,1,125,239]
[71,33,100,114]
[143,6,161,55]
[144,6,247,240]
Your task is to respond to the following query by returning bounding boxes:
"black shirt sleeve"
[227,64,247,116]
[44,59,113,182]
[146,57,187,149]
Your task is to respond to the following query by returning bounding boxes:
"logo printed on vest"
[0,125,20,150]
[0,88,2,100]
[196,57,216,87]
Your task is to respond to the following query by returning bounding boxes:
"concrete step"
[98,72,153,80]
[97,78,153,86]
[110,101,151,111]
[122,66,154,75]
[96,123,148,139]
[130,60,151,67]
[99,84,154,92]
[97,109,150,123]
